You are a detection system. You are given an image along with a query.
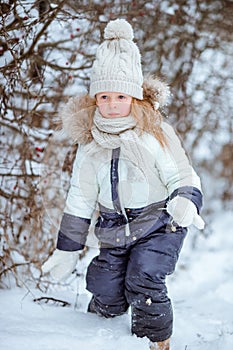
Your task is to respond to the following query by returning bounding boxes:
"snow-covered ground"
[0,211,233,350]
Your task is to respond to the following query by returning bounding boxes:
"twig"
[33,296,71,307]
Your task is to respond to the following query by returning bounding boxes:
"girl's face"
[96,92,132,118]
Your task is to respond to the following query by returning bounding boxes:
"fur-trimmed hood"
[60,76,170,144]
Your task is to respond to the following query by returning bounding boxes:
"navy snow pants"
[86,226,187,342]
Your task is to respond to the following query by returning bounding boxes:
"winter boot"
[149,338,170,350]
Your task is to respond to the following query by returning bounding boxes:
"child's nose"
[109,99,117,108]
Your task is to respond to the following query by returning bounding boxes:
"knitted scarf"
[91,109,158,235]
[91,108,154,176]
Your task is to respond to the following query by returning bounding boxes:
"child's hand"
[166,196,205,229]
[42,249,79,282]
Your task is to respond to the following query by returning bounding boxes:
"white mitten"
[42,249,79,282]
[166,196,205,229]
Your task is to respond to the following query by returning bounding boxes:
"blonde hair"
[131,98,167,148]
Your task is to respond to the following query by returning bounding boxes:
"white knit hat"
[89,19,143,100]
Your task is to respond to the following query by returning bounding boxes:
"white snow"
[0,213,233,349]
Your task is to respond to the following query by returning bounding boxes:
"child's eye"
[100,95,108,100]
[118,95,126,100]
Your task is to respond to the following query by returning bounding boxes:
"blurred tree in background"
[0,0,232,287]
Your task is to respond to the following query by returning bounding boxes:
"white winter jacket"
[64,121,201,220]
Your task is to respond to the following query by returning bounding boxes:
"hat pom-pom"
[104,19,134,40]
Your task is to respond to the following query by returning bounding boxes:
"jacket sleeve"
[56,145,99,251]
[155,122,203,212]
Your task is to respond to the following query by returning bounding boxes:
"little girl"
[42,19,204,350]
